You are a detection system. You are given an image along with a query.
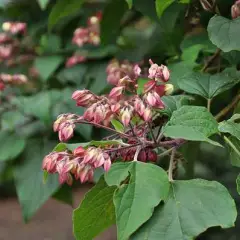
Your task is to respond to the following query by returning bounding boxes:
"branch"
[215,94,240,121]
[168,148,176,182]
[201,48,221,72]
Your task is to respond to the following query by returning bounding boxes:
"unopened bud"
[200,0,215,12]
[232,0,240,19]
[2,22,11,32]
[164,84,174,95]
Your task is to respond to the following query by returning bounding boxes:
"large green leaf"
[105,162,170,240]
[219,114,240,141]
[48,0,85,30]
[163,106,220,146]
[0,132,26,162]
[178,70,240,100]
[13,139,60,221]
[52,184,73,206]
[208,16,240,52]
[161,95,191,116]
[73,177,116,240]
[34,56,64,82]
[155,0,174,17]
[132,179,237,240]
[100,0,127,45]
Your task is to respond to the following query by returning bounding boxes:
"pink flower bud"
[232,0,240,19]
[120,107,132,126]
[103,153,111,171]
[58,122,75,142]
[143,108,152,122]
[200,0,215,12]
[73,146,85,157]
[0,33,11,44]
[72,90,95,107]
[134,98,146,116]
[145,91,165,109]
[148,59,170,82]
[66,55,86,68]
[93,104,106,123]
[133,64,141,77]
[110,103,121,113]
[144,80,156,93]
[109,86,124,100]
[0,81,5,91]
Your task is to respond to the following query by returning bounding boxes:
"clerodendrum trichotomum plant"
[41,0,240,239]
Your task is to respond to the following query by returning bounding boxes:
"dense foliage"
[0,0,240,239]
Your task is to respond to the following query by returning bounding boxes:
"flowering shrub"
[1,0,240,239]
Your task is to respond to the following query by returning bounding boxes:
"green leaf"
[236,174,240,195]
[39,34,61,53]
[137,78,148,95]
[132,179,237,240]
[126,0,132,8]
[219,114,240,140]
[224,136,240,167]
[161,95,191,116]
[111,119,124,133]
[52,184,73,206]
[181,44,204,64]
[37,0,49,10]
[73,177,116,240]
[13,140,60,221]
[105,162,170,240]
[163,106,220,146]
[132,0,158,21]
[100,0,127,45]
[0,132,26,161]
[48,0,85,30]
[178,69,240,100]
[208,16,240,52]
[34,56,64,82]
[155,0,174,18]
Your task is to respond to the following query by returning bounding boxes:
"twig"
[133,146,142,161]
[158,147,174,158]
[215,94,240,121]
[168,148,176,182]
[148,122,157,144]
[201,48,221,72]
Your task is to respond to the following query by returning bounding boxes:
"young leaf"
[73,177,116,240]
[208,16,240,52]
[132,179,237,240]
[13,140,60,222]
[163,106,220,146]
[34,56,64,82]
[37,0,49,10]
[105,162,170,240]
[0,132,26,162]
[155,0,174,18]
[100,0,128,45]
[178,70,240,100]
[48,0,85,30]
[111,119,124,133]
[219,114,240,141]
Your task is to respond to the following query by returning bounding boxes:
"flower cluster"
[232,0,240,19]
[66,12,102,68]
[43,146,111,185]
[0,73,28,91]
[43,59,173,185]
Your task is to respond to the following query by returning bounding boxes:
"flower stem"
[158,147,174,158]
[168,148,176,182]
[148,122,157,144]
[224,136,240,156]
[133,146,142,161]
[207,99,211,112]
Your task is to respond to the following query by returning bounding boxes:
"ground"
[0,185,116,240]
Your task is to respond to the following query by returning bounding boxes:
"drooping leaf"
[161,95,191,116]
[155,0,174,18]
[132,179,237,240]
[100,0,127,45]
[52,184,73,206]
[34,56,64,82]
[178,69,240,100]
[163,106,220,146]
[13,139,60,221]
[219,114,240,141]
[0,132,26,162]
[208,16,240,52]
[48,0,85,30]
[73,177,116,240]
[126,0,132,8]
[105,162,170,240]
[37,0,49,10]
